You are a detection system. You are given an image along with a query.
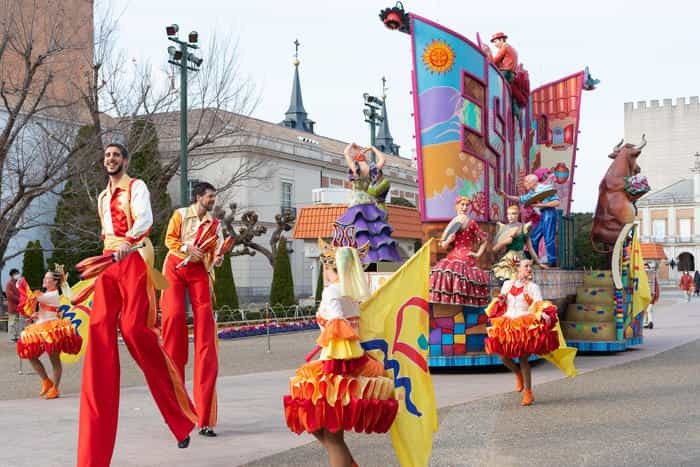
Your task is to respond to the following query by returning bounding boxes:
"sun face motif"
[422,39,455,74]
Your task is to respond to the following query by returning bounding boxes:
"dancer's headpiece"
[318,224,369,267]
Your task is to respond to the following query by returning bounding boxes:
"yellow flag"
[59,279,94,364]
[629,227,651,320]
[360,240,438,467]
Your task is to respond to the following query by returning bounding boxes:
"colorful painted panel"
[411,17,490,221]
[488,166,504,221]
[462,99,482,133]
[529,72,585,214]
[487,65,506,157]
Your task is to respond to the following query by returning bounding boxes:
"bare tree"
[0,1,266,269]
[215,203,296,267]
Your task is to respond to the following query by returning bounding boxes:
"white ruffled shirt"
[501,280,542,319]
[317,283,360,325]
[35,290,60,324]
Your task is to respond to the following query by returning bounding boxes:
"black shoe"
[648,322,654,330]
[177,436,190,448]
[199,427,217,437]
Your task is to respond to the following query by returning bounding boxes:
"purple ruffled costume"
[336,163,401,264]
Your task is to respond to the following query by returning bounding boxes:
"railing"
[557,211,576,270]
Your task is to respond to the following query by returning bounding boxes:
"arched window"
[677,252,695,272]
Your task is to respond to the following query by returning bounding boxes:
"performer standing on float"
[429,195,490,306]
[490,32,518,83]
[338,143,401,267]
[78,143,197,467]
[16,266,81,399]
[160,181,223,438]
[485,259,576,406]
[283,226,398,467]
[501,174,560,267]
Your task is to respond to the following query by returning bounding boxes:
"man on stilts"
[160,181,223,437]
[77,143,197,467]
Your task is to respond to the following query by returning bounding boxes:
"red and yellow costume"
[284,282,398,434]
[78,176,196,467]
[484,280,559,358]
[15,282,81,359]
[160,206,222,429]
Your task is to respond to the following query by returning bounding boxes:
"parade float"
[377,4,603,366]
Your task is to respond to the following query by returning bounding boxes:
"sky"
[106,0,700,213]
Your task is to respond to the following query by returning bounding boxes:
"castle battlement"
[625,96,700,112]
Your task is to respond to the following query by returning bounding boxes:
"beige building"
[624,97,700,192]
[636,153,700,282]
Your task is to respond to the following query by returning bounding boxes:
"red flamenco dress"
[429,219,490,306]
[15,279,82,359]
[283,283,398,434]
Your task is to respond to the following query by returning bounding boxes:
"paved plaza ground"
[1,290,698,466]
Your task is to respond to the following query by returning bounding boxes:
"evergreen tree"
[49,125,105,276]
[315,261,324,303]
[573,212,609,269]
[269,238,295,306]
[127,119,173,266]
[22,241,46,289]
[213,252,239,310]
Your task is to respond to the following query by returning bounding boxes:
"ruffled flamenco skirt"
[16,319,82,359]
[283,333,398,435]
[336,202,401,264]
[429,258,490,306]
[484,302,560,359]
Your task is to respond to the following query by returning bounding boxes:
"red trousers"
[77,253,196,467]
[160,254,219,428]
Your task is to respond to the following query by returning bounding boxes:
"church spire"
[282,39,315,134]
[375,76,400,155]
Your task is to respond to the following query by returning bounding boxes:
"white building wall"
[624,97,700,192]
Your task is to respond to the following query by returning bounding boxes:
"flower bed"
[218,319,319,339]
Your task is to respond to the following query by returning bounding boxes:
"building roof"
[293,204,422,240]
[640,243,667,260]
[281,61,315,134]
[637,178,694,205]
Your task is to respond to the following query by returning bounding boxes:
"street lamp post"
[166,24,203,206]
[363,92,383,163]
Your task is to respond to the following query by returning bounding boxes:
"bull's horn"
[613,138,624,151]
[634,134,647,150]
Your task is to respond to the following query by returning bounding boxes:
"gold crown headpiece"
[318,224,370,266]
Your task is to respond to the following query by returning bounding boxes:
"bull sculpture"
[591,135,647,252]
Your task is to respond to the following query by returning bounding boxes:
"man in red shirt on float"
[491,32,518,83]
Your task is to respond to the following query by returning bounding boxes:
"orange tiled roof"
[293,204,422,240]
[640,243,667,260]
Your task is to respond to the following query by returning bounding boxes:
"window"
[679,218,692,240]
[535,115,548,144]
[281,181,293,213]
[652,220,666,240]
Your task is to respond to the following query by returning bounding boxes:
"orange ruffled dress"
[16,285,82,359]
[484,280,559,359]
[283,283,398,434]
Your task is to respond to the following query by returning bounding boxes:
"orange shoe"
[515,373,524,393]
[521,389,534,406]
[39,378,54,397]
[45,386,60,399]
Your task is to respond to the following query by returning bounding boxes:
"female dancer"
[283,230,398,467]
[484,259,565,406]
[429,195,490,306]
[16,266,82,399]
[337,143,401,266]
[492,204,546,280]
